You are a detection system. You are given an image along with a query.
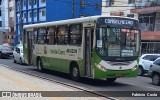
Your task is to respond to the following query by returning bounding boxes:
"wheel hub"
[153,75,159,84]
[73,68,78,77]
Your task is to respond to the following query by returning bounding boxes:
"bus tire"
[13,56,16,63]
[152,73,160,86]
[0,52,2,58]
[70,63,80,81]
[37,58,44,72]
[19,58,23,65]
[138,66,144,76]
[106,78,117,83]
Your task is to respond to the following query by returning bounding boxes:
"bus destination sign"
[105,18,133,25]
[97,17,139,28]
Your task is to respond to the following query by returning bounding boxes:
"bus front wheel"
[37,59,44,72]
[70,64,80,81]
[106,78,117,83]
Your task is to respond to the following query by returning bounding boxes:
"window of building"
[29,12,32,18]
[69,24,82,45]
[41,0,46,3]
[10,17,12,20]
[11,27,14,32]
[34,10,37,17]
[9,7,12,12]
[80,0,86,8]
[94,3,101,9]
[17,1,20,11]
[57,26,68,45]
[128,0,135,4]
[109,0,114,6]
[127,14,134,18]
[23,12,26,18]
[41,9,46,17]
[139,13,156,31]
[33,0,37,5]
[29,0,32,5]
[24,0,26,6]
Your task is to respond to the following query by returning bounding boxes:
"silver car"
[0,45,13,58]
[148,57,160,86]
[13,45,25,64]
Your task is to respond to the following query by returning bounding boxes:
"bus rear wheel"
[70,64,80,81]
[37,59,44,72]
[106,78,117,83]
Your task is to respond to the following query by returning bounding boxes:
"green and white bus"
[23,15,141,82]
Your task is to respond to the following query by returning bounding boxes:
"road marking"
[146,86,160,91]
[120,82,136,86]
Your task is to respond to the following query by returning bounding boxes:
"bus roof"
[23,15,138,29]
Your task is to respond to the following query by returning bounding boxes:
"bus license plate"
[115,74,123,77]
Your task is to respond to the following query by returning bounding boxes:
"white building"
[0,0,3,44]
[1,0,8,32]
[0,0,8,44]
[102,0,138,19]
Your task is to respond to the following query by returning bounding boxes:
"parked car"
[138,54,160,76]
[3,43,14,50]
[148,58,160,85]
[0,45,13,58]
[13,44,25,64]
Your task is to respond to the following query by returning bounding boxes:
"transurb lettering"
[105,19,133,25]
[50,49,65,55]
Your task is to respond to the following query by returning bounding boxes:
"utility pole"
[72,0,75,18]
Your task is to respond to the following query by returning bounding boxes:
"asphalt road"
[1,58,160,100]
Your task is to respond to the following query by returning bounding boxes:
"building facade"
[102,0,160,54]
[1,0,9,45]
[4,0,16,46]
[102,0,138,18]
[0,0,2,45]
[131,0,160,54]
[15,0,102,45]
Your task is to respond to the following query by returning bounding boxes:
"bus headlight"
[131,65,138,71]
[95,63,107,72]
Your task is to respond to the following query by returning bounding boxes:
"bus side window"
[48,27,56,45]
[57,26,68,45]
[38,28,46,44]
[33,29,38,44]
[69,24,82,46]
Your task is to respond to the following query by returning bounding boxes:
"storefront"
[141,41,160,54]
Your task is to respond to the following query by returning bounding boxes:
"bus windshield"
[97,27,140,58]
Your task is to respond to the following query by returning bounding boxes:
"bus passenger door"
[85,27,94,77]
[27,31,33,65]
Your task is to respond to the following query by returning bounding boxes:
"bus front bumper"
[94,68,138,78]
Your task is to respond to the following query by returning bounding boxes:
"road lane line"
[120,82,136,86]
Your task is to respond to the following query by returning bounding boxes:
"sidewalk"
[0,65,107,100]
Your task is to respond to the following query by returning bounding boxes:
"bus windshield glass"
[97,27,140,57]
